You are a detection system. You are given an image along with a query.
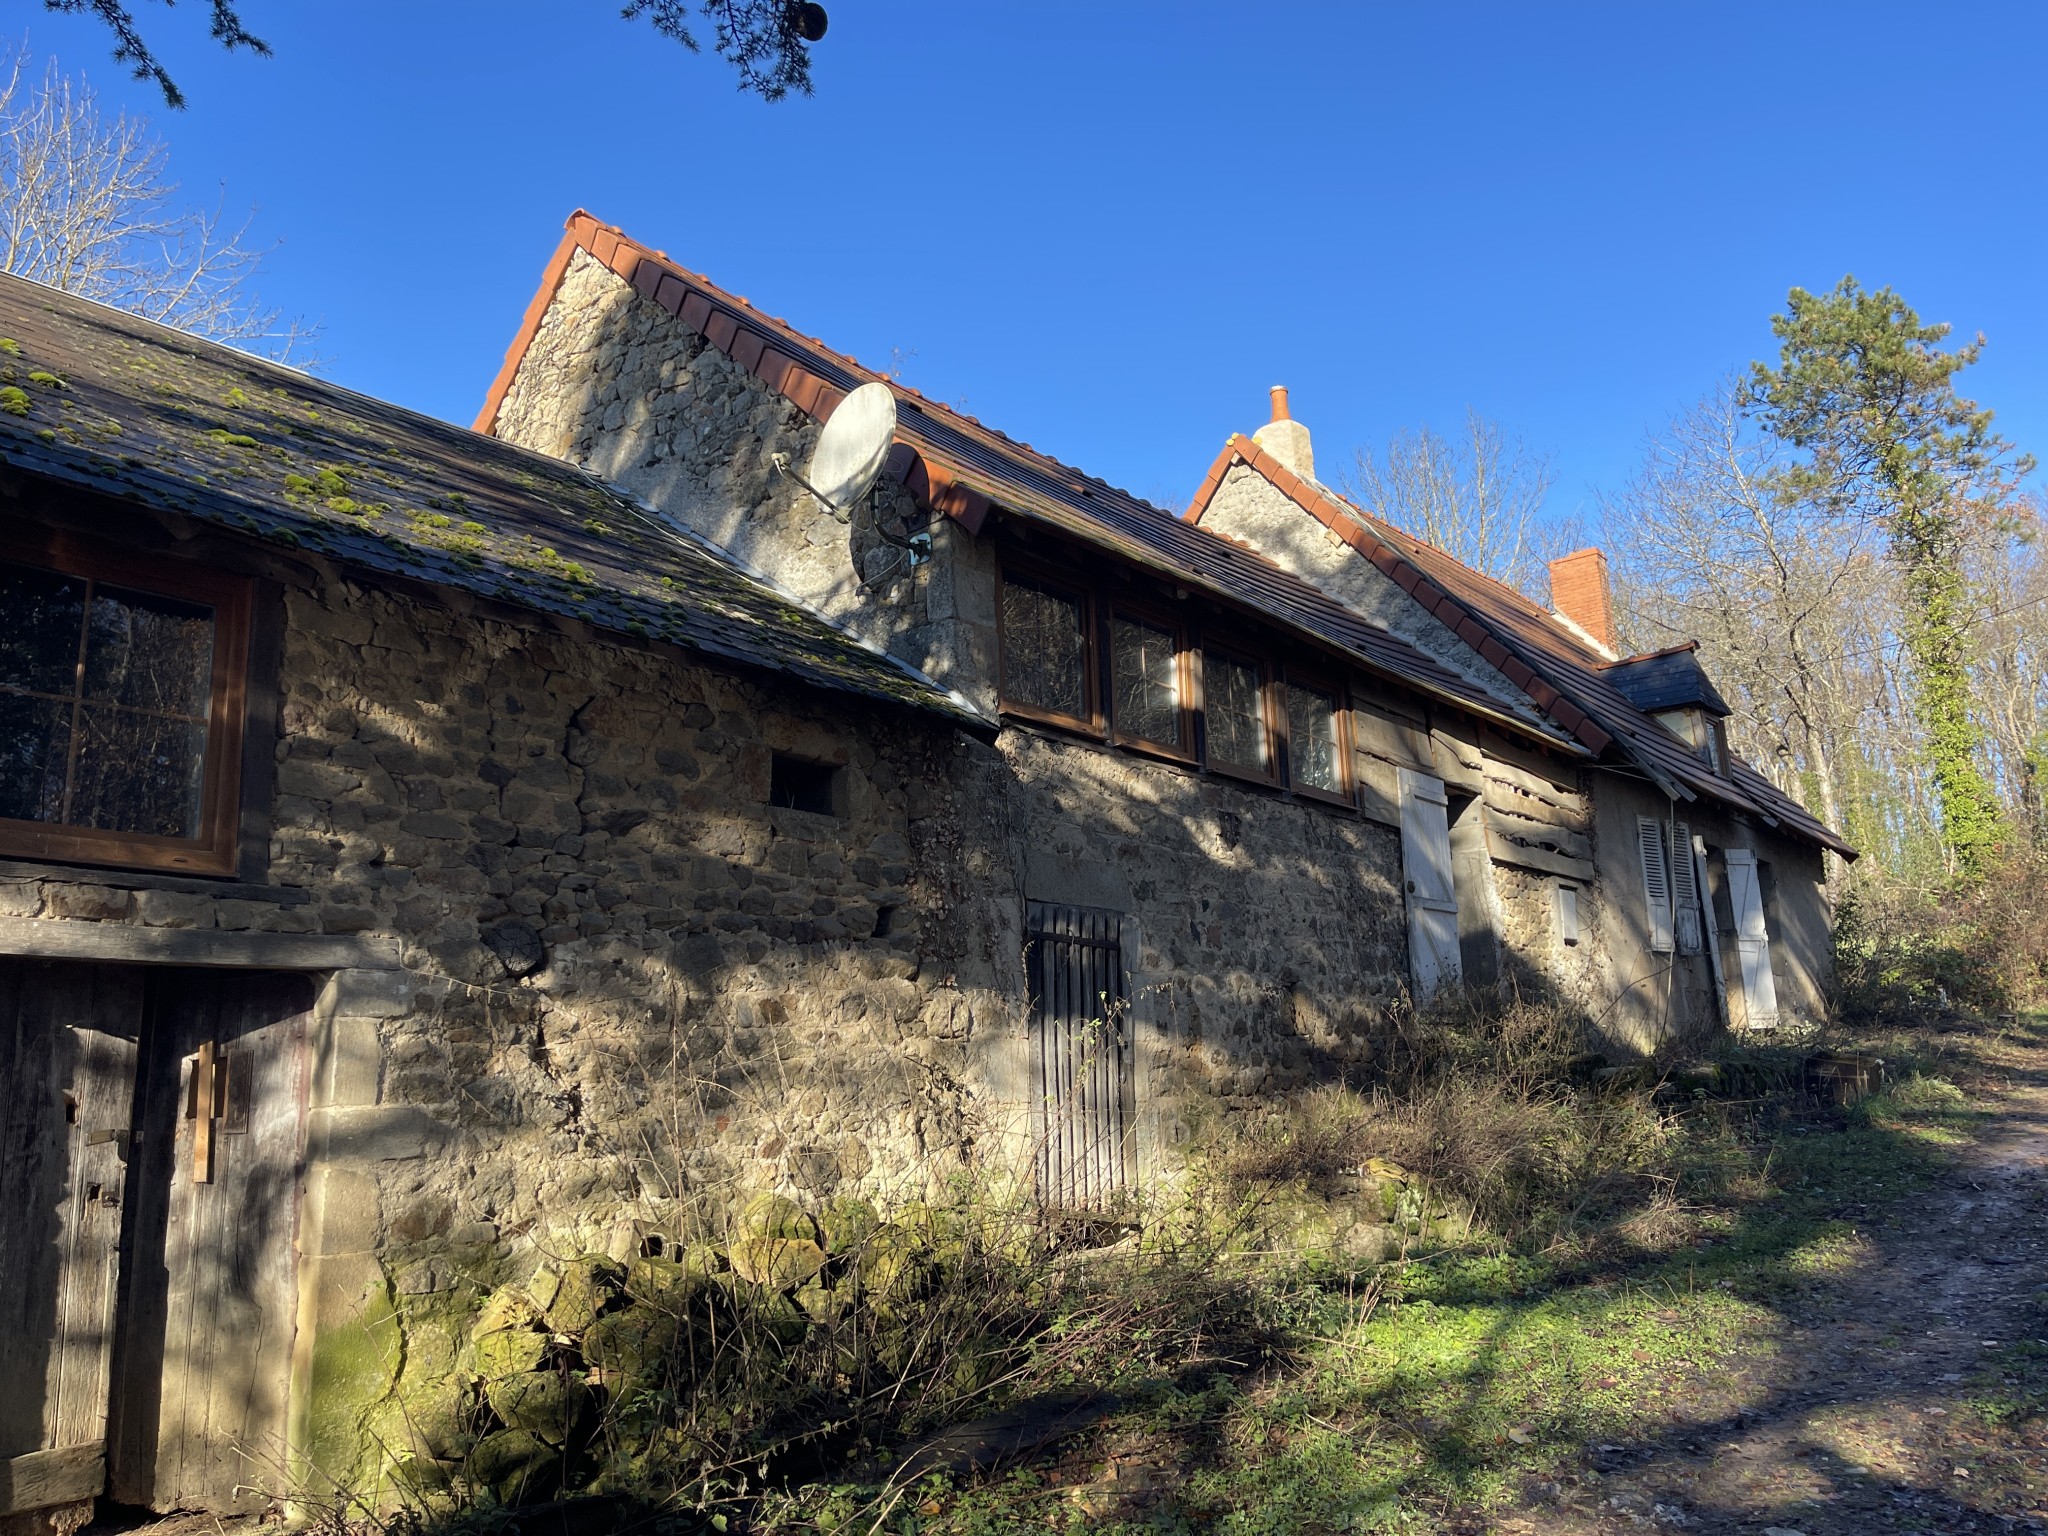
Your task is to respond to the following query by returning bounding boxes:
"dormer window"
[1654,707,1727,775]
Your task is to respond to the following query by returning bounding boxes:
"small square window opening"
[1555,883,1580,946]
[769,753,842,817]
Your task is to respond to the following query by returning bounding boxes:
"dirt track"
[1511,1041,2048,1536]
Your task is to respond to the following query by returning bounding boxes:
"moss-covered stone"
[485,1369,590,1444]
[726,1234,827,1290]
[547,1255,624,1334]
[583,1303,681,1389]
[474,1326,548,1380]
[468,1428,563,1505]
[737,1192,819,1244]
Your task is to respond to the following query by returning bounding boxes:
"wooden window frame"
[1103,598,1195,765]
[1276,666,1355,808]
[0,528,253,877]
[994,562,1101,738]
[1196,639,1277,787]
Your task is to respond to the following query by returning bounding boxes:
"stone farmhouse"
[0,219,1847,1523]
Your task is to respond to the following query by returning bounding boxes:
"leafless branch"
[0,45,317,362]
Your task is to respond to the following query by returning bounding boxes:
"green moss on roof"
[0,274,980,729]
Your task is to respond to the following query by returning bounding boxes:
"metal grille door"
[1025,902,1131,1209]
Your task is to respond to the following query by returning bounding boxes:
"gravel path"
[1509,1041,2048,1536]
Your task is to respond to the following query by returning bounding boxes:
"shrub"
[1835,849,2048,1025]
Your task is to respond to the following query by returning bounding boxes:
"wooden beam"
[1482,778,1591,832]
[1485,827,1595,882]
[0,918,398,972]
[0,1444,104,1515]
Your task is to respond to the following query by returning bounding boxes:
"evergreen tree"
[1748,277,2032,876]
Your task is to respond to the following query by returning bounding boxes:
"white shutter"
[1672,821,1702,955]
[1637,815,1674,954]
[1724,848,1780,1028]
[1554,883,1580,946]
[1398,767,1463,1000]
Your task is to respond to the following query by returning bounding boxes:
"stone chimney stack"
[1253,385,1314,482]
[1548,548,1617,655]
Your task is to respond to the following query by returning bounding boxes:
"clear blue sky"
[22,1,2047,524]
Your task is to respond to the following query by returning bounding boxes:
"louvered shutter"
[1672,820,1703,954]
[1637,815,1674,954]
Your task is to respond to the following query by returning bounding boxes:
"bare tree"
[1343,409,1555,594]
[1602,384,1908,878]
[0,47,313,358]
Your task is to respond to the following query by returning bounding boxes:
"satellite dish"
[776,381,896,523]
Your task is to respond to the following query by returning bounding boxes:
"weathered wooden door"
[1025,902,1130,1209]
[1398,767,1462,1001]
[108,970,313,1513]
[0,960,144,1522]
[1722,850,1780,1030]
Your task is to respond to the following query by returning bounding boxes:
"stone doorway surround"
[0,917,409,1517]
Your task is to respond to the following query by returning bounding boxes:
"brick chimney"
[1548,547,1616,655]
[1253,385,1314,482]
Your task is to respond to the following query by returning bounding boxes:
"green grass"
[804,1082,1981,1536]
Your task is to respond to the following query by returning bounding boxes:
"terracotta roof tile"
[1181,436,1855,858]
[476,213,1586,756]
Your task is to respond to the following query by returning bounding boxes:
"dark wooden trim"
[1103,598,1195,764]
[1278,668,1356,809]
[994,561,1102,738]
[0,528,254,876]
[235,579,285,881]
[1195,638,1279,786]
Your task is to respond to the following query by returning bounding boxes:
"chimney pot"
[1252,385,1314,482]
[1548,547,1617,655]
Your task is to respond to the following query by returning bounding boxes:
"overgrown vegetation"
[1835,846,2048,1025]
[305,964,2042,1536]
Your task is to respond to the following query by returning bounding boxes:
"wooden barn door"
[0,960,145,1521]
[107,970,313,1513]
[1025,902,1131,1210]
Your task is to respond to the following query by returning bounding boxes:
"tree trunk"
[1895,509,2003,875]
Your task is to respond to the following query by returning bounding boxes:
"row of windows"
[997,566,1352,804]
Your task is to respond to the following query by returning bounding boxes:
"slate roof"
[0,272,985,730]
[1603,644,1734,718]
[1184,435,1856,859]
[477,213,1585,756]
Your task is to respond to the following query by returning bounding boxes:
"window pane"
[1285,683,1342,794]
[82,586,215,717]
[1203,651,1266,771]
[1000,579,1087,719]
[70,705,209,837]
[1112,615,1180,747]
[0,562,87,696]
[0,694,73,823]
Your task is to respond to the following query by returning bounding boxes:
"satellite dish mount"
[772,381,897,525]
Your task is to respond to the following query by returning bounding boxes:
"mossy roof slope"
[0,273,981,728]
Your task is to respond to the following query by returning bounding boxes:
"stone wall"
[1198,463,1543,720]
[2,529,1431,1496]
[491,251,999,712]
